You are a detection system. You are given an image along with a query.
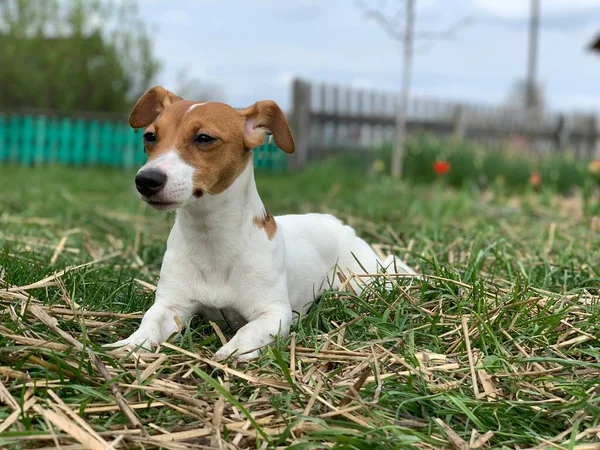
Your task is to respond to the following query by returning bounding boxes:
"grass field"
[0,161,599,449]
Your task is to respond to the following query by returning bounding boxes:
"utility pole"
[391,0,414,179]
[526,0,540,110]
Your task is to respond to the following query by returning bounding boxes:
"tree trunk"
[391,0,415,179]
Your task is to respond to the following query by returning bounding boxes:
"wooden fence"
[0,110,288,171]
[4,83,598,173]
[288,78,600,169]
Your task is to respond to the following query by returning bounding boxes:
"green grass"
[0,161,599,449]
[378,133,596,196]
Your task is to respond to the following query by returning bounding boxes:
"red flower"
[530,171,541,188]
[433,160,451,175]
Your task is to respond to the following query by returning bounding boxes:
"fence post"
[357,90,364,147]
[289,79,311,171]
[554,113,569,152]
[315,83,327,159]
[452,105,466,139]
[587,114,598,159]
[332,85,339,147]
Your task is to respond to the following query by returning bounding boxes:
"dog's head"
[129,86,295,210]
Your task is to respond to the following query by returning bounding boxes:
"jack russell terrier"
[105,86,415,360]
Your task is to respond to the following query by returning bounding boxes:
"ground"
[0,162,599,449]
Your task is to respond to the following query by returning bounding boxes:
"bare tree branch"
[414,17,473,40]
[356,0,472,53]
[356,0,406,42]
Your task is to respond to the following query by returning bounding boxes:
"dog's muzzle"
[135,170,167,197]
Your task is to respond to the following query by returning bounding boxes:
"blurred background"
[0,0,599,202]
[2,4,600,448]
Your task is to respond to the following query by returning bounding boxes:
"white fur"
[184,102,208,117]
[136,150,195,209]
[107,157,416,360]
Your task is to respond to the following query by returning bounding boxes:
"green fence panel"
[115,125,124,167]
[254,137,287,172]
[115,123,129,168]
[0,113,288,172]
[0,116,6,163]
[100,121,113,165]
[34,116,47,164]
[123,125,137,170]
[133,131,146,167]
[58,118,72,164]
[47,118,60,163]
[255,143,266,169]
[20,116,35,164]
[72,119,86,165]
[8,115,21,163]
[88,120,101,165]
[110,123,122,167]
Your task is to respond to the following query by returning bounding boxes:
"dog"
[105,86,415,360]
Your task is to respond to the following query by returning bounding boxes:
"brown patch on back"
[253,210,277,240]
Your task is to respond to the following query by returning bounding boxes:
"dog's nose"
[135,170,167,197]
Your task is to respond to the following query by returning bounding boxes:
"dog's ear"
[240,100,295,154]
[129,86,183,128]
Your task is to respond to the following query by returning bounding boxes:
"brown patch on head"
[253,210,277,240]
[130,88,295,196]
[139,100,253,195]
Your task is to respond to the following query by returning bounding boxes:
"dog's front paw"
[103,330,160,352]
[214,341,262,362]
[104,303,184,352]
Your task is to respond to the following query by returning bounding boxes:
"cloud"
[163,10,190,25]
[275,72,295,87]
[553,93,600,112]
[260,0,323,22]
[473,0,600,19]
[144,1,600,114]
[473,0,600,31]
[278,5,322,22]
[350,78,375,89]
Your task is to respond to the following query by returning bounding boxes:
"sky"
[141,0,600,114]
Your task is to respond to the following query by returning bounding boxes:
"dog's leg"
[104,300,196,351]
[214,302,292,361]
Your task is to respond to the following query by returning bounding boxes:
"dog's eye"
[195,134,215,144]
[143,132,156,143]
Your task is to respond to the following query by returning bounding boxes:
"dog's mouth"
[144,198,180,211]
